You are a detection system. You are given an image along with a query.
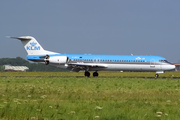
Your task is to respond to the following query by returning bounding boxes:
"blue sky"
[1,1,180,62]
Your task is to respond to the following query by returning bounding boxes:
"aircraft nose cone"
[170,65,176,70]
[161,64,175,71]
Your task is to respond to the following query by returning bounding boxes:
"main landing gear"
[84,71,90,77]
[84,71,99,77]
[93,71,99,77]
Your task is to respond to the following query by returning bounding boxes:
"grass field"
[0,72,180,119]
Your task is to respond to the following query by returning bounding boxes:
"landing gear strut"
[155,74,159,78]
[85,71,90,77]
[93,71,99,77]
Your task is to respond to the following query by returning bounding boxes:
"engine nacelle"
[46,56,69,64]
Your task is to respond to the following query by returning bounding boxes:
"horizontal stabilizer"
[6,36,32,40]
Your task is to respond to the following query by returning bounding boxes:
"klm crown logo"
[26,42,40,50]
[30,42,37,46]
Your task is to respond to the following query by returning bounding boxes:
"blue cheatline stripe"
[27,54,166,62]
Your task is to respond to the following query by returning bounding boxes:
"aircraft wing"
[67,63,107,72]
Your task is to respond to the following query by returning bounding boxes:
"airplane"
[7,36,175,78]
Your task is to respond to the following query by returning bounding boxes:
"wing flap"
[68,63,107,68]
[67,63,107,72]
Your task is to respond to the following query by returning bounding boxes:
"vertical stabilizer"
[7,36,59,55]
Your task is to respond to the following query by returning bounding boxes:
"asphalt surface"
[0,76,180,79]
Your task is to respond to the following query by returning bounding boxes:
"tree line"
[0,57,68,72]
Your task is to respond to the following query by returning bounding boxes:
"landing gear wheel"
[93,72,99,77]
[155,74,159,78]
[45,61,49,65]
[85,71,90,77]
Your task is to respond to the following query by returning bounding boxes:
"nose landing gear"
[155,74,159,78]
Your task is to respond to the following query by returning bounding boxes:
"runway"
[0,76,180,79]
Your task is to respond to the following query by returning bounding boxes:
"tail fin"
[7,36,59,55]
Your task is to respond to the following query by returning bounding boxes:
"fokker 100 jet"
[8,36,175,78]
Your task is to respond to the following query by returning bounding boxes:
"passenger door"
[150,59,155,68]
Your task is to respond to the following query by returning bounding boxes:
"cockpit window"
[164,60,172,64]
[159,59,172,64]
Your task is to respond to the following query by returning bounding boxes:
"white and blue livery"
[8,36,175,78]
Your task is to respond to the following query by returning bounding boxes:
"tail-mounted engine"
[44,55,69,65]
